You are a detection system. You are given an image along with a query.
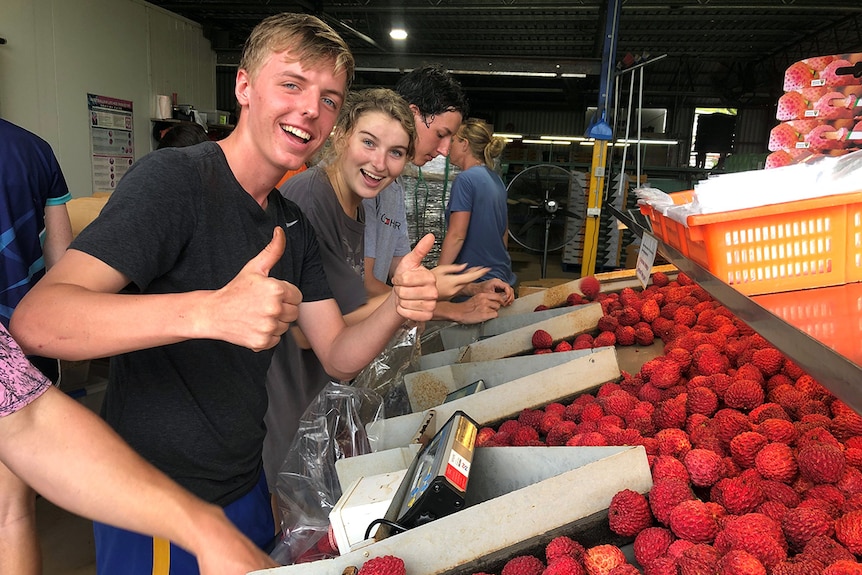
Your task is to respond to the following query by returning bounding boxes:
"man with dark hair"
[363,65,513,319]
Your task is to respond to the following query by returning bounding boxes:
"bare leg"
[0,461,41,575]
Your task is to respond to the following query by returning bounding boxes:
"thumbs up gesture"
[212,227,302,351]
[389,233,439,321]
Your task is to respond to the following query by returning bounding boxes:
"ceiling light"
[494,133,523,140]
[523,139,571,145]
[540,135,587,142]
[450,69,557,78]
[389,28,408,40]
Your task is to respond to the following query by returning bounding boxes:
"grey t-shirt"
[281,167,367,314]
[363,178,411,284]
[263,166,369,486]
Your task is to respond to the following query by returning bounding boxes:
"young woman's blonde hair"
[324,88,416,164]
[456,119,507,167]
[239,13,355,87]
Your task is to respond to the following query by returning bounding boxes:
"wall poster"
[88,93,135,194]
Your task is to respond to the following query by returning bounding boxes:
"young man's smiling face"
[236,49,348,171]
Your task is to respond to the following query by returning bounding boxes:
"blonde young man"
[11,13,438,575]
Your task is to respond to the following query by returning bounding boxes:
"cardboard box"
[67,196,109,238]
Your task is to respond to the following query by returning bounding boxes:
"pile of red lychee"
[473,271,862,574]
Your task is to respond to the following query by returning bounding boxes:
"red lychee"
[501,554,545,575]
[608,489,653,537]
[532,329,553,349]
[583,544,626,575]
[684,448,725,487]
[579,275,601,301]
[781,506,834,550]
[546,535,586,562]
[632,526,674,567]
[754,442,797,484]
[797,442,846,484]
[668,499,719,544]
[358,555,406,575]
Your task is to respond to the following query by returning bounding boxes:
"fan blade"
[516,215,544,237]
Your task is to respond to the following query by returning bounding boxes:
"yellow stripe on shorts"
[152,537,171,575]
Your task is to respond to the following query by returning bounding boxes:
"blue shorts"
[93,472,274,575]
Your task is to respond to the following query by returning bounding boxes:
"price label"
[636,233,659,289]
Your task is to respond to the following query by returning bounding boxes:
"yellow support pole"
[581,140,610,277]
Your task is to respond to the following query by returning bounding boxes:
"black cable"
[364,518,408,540]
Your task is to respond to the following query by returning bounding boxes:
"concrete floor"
[35,249,637,574]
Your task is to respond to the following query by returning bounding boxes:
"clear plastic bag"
[351,323,422,418]
[270,382,384,564]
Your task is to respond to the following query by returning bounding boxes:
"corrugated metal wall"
[492,109,585,137]
[734,107,775,155]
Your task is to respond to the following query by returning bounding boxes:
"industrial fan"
[506,164,585,278]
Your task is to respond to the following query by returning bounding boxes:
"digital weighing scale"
[371,411,479,539]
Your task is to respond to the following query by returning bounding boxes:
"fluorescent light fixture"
[579,141,630,147]
[450,69,558,78]
[523,139,572,145]
[540,135,587,142]
[578,139,678,146]
[618,138,678,145]
[389,28,408,40]
[560,73,587,78]
[494,133,523,139]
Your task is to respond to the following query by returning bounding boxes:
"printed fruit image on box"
[776,86,862,121]
[768,119,862,152]
[784,53,862,91]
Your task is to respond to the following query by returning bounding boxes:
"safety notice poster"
[88,93,135,194]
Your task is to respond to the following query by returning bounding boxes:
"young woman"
[441,118,517,288]
[263,88,487,489]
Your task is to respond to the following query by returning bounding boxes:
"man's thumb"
[403,233,435,269]
[249,227,286,276]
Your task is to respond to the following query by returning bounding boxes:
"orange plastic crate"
[639,189,862,295]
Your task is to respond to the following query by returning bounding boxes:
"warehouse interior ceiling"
[147,0,862,117]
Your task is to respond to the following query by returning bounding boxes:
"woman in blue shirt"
[441,118,516,288]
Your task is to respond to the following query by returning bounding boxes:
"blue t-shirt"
[446,165,516,286]
[0,119,72,327]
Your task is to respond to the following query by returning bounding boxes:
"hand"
[210,227,302,351]
[455,292,507,324]
[193,509,279,575]
[390,234,439,321]
[474,278,515,306]
[432,264,490,301]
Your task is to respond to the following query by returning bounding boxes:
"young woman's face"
[336,110,411,201]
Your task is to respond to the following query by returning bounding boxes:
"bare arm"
[363,256,393,297]
[0,387,276,575]
[11,228,301,360]
[297,234,438,380]
[42,203,73,269]
[438,210,471,266]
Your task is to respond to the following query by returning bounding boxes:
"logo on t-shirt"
[378,212,402,230]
